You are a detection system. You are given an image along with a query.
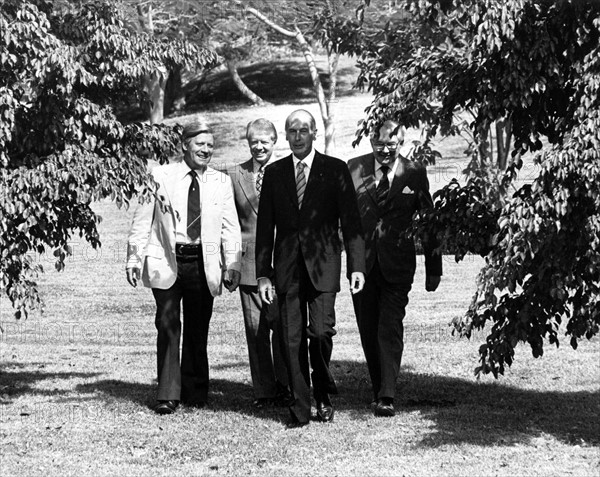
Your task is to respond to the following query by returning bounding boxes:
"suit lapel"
[282,155,299,209]
[387,158,407,201]
[201,167,219,213]
[237,159,259,215]
[160,164,181,227]
[302,151,325,209]
[360,154,378,206]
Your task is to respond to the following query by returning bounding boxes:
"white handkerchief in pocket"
[402,186,415,194]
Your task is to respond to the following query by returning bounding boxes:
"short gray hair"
[246,118,277,142]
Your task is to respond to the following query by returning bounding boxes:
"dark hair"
[285,109,316,131]
[182,120,213,144]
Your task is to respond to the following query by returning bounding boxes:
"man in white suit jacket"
[126,121,242,415]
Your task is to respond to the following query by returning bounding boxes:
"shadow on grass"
[331,360,600,447]
[71,360,600,445]
[74,377,290,424]
[0,366,102,404]
[4,359,597,445]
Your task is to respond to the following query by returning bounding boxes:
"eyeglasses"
[372,141,403,152]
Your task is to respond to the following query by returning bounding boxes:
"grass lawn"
[1,55,599,476]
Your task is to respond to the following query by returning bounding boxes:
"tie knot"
[296,161,305,171]
[380,165,389,174]
[189,170,198,179]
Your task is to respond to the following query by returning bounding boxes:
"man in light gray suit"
[227,119,290,408]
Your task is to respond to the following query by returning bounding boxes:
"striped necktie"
[296,160,306,208]
[376,165,390,208]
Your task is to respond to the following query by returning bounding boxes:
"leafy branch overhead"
[355,0,600,376]
[0,0,217,319]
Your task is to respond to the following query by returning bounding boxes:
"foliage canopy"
[0,0,217,318]
[354,0,600,375]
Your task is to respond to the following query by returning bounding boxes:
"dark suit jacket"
[348,153,442,285]
[227,159,261,286]
[256,151,366,293]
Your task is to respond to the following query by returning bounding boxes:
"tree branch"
[236,2,297,38]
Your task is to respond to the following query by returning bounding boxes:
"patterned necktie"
[296,160,307,208]
[256,166,264,198]
[376,165,390,208]
[187,170,201,241]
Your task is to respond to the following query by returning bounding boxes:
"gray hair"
[246,118,277,142]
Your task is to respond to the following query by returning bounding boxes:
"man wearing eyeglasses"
[348,119,442,417]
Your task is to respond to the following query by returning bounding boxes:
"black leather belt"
[175,243,201,256]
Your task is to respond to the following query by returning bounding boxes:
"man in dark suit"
[348,119,442,417]
[227,119,290,409]
[256,109,366,428]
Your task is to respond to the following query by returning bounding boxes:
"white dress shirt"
[293,148,316,182]
[374,157,399,187]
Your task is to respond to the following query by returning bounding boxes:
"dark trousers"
[239,285,288,399]
[278,254,337,423]
[352,260,411,400]
[152,254,214,403]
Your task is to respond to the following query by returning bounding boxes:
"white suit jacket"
[126,161,242,297]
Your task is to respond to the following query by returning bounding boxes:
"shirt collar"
[293,148,316,169]
[178,160,205,180]
[374,156,399,175]
[252,158,270,173]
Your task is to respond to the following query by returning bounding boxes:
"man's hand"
[126,267,140,288]
[349,272,365,294]
[258,277,275,304]
[224,269,241,292]
[425,275,441,292]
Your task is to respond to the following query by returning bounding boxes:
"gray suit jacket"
[227,159,262,286]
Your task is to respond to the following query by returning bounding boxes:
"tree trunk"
[242,5,336,154]
[294,27,333,154]
[141,69,167,124]
[495,119,512,169]
[165,66,185,115]
[325,50,340,154]
[136,3,167,124]
[226,59,267,106]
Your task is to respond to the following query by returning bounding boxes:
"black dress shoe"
[374,398,395,417]
[316,394,334,423]
[154,400,179,415]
